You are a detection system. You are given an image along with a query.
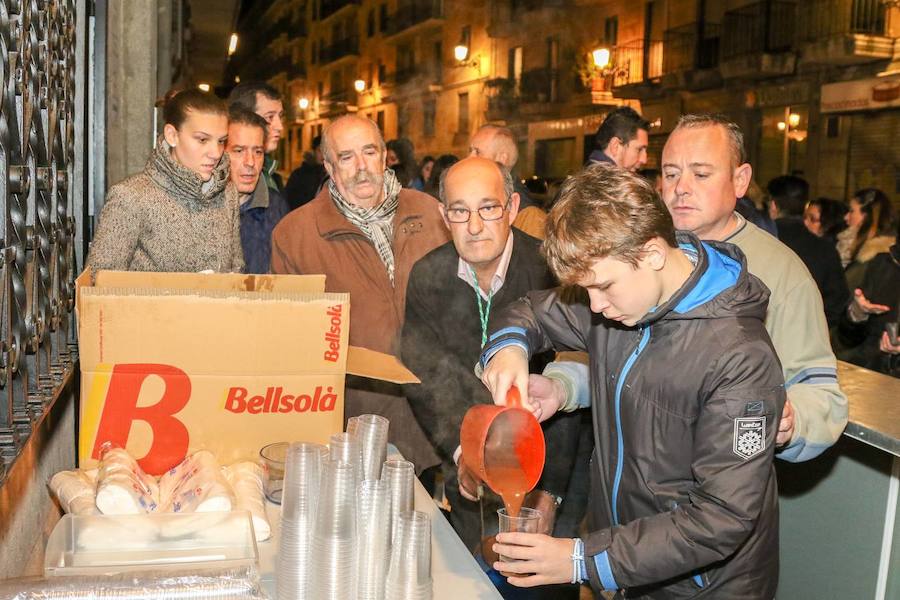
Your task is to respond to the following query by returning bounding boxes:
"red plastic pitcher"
[460,386,545,515]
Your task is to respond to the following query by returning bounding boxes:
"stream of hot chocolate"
[487,464,530,517]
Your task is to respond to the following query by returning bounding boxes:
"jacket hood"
[636,232,769,326]
[856,234,896,264]
[145,136,230,207]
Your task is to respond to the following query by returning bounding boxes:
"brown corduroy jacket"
[270,185,450,355]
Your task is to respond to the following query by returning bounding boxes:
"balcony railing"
[663,22,722,73]
[320,0,360,20]
[384,0,444,37]
[321,89,350,110]
[320,36,360,64]
[799,0,890,40]
[609,39,664,86]
[722,1,796,59]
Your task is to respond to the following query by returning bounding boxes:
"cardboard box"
[76,270,417,476]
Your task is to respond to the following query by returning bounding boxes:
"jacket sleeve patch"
[733,416,766,459]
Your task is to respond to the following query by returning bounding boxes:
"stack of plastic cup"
[276,442,325,600]
[356,414,389,482]
[329,432,363,481]
[310,459,358,600]
[384,510,432,600]
[356,478,392,600]
[381,459,415,546]
[346,416,360,436]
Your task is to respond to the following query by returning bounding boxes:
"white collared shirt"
[456,234,515,298]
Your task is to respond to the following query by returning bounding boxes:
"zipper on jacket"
[611,325,651,526]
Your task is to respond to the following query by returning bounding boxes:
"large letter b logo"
[91,364,191,476]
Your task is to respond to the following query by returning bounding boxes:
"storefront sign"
[754,82,810,108]
[821,76,900,113]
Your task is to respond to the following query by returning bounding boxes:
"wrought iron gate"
[0,0,81,481]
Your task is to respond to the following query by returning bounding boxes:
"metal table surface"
[838,361,900,457]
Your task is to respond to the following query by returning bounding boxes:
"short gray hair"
[476,124,519,168]
[438,160,515,205]
[673,113,747,168]
[320,115,386,165]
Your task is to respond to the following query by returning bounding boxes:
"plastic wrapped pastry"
[95,443,160,514]
[158,449,234,514]
[49,469,99,516]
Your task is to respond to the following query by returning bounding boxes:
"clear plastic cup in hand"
[496,506,541,575]
[381,459,415,545]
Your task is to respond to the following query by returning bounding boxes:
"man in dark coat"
[585,106,649,171]
[284,135,328,211]
[401,157,584,585]
[768,175,849,326]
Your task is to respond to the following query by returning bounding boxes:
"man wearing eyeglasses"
[401,157,582,597]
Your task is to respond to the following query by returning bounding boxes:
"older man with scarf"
[271,114,449,472]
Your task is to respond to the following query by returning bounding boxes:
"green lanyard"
[467,265,494,347]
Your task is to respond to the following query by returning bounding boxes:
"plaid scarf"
[329,168,402,285]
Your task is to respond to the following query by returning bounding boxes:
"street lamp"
[298,97,310,110]
[587,46,628,104]
[778,108,806,173]
[354,79,366,93]
[454,44,479,69]
[228,33,238,57]
[591,48,611,70]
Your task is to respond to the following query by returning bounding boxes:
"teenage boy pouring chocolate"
[474,164,784,599]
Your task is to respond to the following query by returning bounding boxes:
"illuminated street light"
[198,83,211,92]
[788,113,801,128]
[777,121,786,131]
[228,33,238,56]
[298,97,310,110]
[454,44,480,69]
[591,47,611,69]
[354,79,366,93]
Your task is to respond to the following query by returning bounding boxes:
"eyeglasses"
[445,201,510,224]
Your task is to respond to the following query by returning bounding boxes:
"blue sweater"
[240,180,289,274]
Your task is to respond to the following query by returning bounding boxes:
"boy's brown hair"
[543,163,677,284]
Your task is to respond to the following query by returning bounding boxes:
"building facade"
[229,0,900,206]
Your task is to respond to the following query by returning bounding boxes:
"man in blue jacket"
[225,107,289,274]
[477,164,784,598]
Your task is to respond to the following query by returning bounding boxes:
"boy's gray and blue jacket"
[480,233,784,599]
